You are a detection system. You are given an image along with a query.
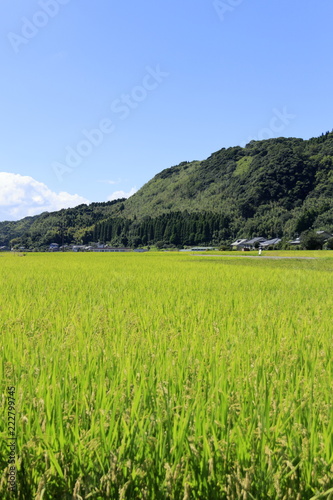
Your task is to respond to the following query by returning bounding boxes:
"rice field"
[1,251,333,499]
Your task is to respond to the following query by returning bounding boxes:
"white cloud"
[0,172,89,221]
[108,187,137,201]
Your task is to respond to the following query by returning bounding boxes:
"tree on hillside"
[300,230,323,250]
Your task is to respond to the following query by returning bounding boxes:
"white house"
[231,239,248,250]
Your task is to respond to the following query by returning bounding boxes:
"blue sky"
[1,0,333,220]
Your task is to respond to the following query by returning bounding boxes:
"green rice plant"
[0,251,333,499]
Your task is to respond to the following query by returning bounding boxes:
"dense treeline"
[122,131,333,221]
[1,131,333,249]
[0,199,126,249]
[91,212,231,247]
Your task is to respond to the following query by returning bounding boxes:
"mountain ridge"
[1,131,333,248]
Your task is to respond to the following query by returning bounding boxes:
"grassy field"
[1,251,333,499]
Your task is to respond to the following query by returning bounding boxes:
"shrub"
[326,237,333,250]
[300,230,323,250]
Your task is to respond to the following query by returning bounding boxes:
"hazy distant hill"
[1,131,333,248]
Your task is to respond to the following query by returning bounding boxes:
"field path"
[194,254,316,259]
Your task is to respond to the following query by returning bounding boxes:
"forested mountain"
[0,200,126,249]
[1,131,333,249]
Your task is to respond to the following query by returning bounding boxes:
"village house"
[289,231,332,246]
[316,231,332,241]
[289,237,301,245]
[231,237,281,250]
[230,239,248,250]
[49,243,59,252]
[93,247,132,252]
[259,238,281,249]
[190,247,216,252]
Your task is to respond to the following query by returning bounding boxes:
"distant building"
[231,237,281,250]
[231,237,266,250]
[289,237,301,245]
[260,238,281,248]
[289,231,333,246]
[316,231,332,241]
[72,245,86,252]
[49,243,59,252]
[93,247,132,252]
[244,237,267,249]
[189,247,216,252]
[231,239,248,250]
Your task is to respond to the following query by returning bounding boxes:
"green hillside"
[0,200,126,249]
[1,131,333,249]
[124,133,333,221]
